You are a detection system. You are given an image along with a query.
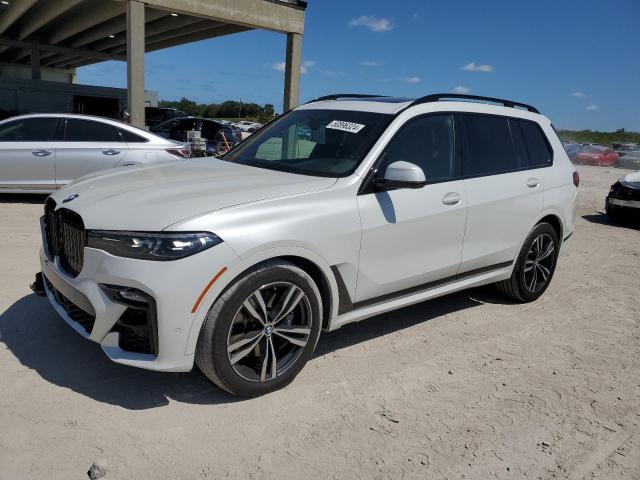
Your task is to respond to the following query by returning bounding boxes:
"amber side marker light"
[191,267,227,313]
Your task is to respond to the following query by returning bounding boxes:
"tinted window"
[520,120,552,167]
[64,119,121,142]
[460,114,521,176]
[118,128,148,143]
[382,114,454,182]
[508,119,530,167]
[0,118,58,141]
[201,121,222,140]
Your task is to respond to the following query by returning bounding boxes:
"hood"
[620,171,640,189]
[49,159,337,230]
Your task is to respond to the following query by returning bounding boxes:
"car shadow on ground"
[1,286,507,410]
[0,193,48,204]
[582,212,640,230]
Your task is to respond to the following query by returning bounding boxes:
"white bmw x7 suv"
[36,93,578,397]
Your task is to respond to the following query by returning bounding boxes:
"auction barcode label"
[326,120,366,133]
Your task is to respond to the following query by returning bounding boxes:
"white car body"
[0,113,188,193]
[38,96,578,381]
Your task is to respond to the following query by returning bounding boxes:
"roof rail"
[306,94,387,104]
[406,93,540,114]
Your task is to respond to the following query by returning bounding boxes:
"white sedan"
[0,113,189,193]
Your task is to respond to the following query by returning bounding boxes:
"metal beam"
[0,0,38,36]
[139,0,305,34]
[283,33,302,111]
[49,1,126,45]
[127,0,145,128]
[70,9,166,48]
[0,38,126,62]
[18,0,84,40]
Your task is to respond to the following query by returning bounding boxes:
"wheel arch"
[185,247,339,355]
[537,213,563,242]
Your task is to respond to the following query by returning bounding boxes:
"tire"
[195,259,322,397]
[496,222,559,303]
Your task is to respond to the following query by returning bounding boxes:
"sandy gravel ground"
[0,165,638,480]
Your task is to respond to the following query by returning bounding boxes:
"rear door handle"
[526,177,540,188]
[102,149,120,155]
[442,192,462,205]
[32,149,52,157]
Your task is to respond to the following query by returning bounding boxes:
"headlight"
[87,231,222,260]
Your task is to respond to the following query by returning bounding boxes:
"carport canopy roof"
[0,0,306,70]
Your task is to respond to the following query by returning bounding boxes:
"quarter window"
[0,118,58,141]
[520,120,552,167]
[64,119,121,142]
[381,114,454,182]
[118,128,148,143]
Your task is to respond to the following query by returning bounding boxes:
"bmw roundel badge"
[62,194,79,203]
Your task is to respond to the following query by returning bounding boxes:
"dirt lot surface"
[1,165,638,479]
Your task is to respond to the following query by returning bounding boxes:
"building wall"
[0,62,75,83]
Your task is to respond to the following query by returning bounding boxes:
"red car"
[573,145,619,166]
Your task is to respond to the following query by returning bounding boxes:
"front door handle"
[102,149,120,155]
[442,192,462,206]
[32,149,52,157]
[526,177,540,188]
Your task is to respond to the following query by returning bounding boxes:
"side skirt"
[328,261,513,331]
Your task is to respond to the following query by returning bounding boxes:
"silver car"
[0,113,189,193]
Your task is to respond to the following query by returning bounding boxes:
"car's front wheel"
[195,259,322,397]
[496,222,559,302]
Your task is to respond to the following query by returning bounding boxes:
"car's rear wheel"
[195,259,322,397]
[496,222,559,302]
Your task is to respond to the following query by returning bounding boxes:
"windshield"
[222,109,392,177]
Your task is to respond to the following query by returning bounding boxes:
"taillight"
[573,171,580,188]
[166,147,190,158]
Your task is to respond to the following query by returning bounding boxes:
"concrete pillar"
[283,32,302,112]
[30,49,41,80]
[126,0,145,127]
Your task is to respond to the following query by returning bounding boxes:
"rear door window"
[0,118,58,141]
[459,114,523,176]
[118,128,148,143]
[64,119,121,142]
[520,120,552,167]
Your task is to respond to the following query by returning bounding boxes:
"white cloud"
[585,104,598,111]
[403,76,421,84]
[571,91,587,98]
[360,60,382,67]
[348,15,393,32]
[462,62,494,72]
[300,60,316,74]
[272,60,315,74]
[452,85,471,94]
[324,70,344,78]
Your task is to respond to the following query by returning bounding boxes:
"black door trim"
[331,260,513,314]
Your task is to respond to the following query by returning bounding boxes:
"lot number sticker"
[326,120,366,134]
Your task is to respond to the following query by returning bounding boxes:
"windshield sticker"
[326,120,366,134]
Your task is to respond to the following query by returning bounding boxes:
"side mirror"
[374,161,426,191]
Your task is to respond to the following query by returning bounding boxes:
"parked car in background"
[562,141,582,160]
[151,117,242,155]
[0,114,189,193]
[573,145,619,166]
[145,107,186,129]
[606,171,640,221]
[613,144,640,170]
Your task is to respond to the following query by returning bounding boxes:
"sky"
[77,0,640,131]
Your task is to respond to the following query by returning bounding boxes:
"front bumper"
[606,182,640,211]
[606,197,640,209]
[40,239,241,372]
